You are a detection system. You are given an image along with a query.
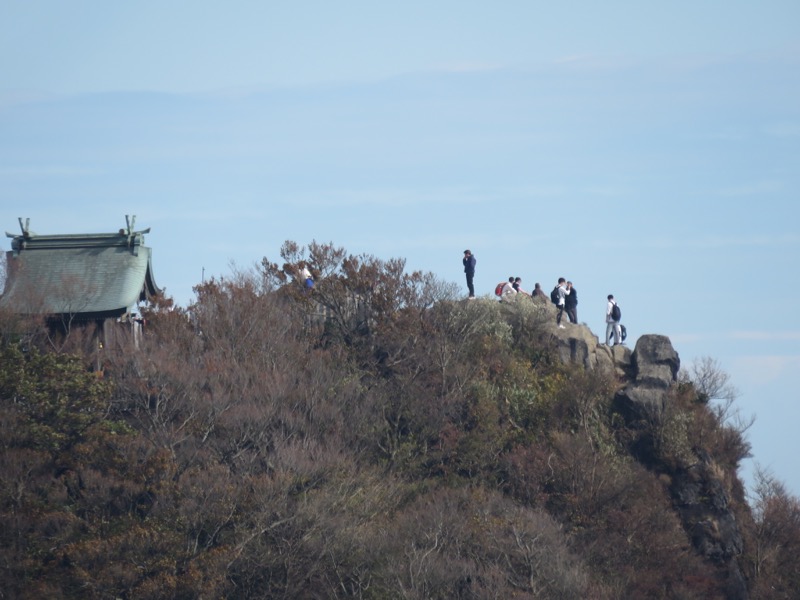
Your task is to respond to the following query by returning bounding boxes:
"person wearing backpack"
[606,294,623,346]
[463,249,476,299]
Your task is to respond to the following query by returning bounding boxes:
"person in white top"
[301,265,314,292]
[606,294,622,345]
[556,277,570,328]
[501,277,517,302]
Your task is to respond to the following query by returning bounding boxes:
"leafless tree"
[681,355,738,404]
[748,466,800,595]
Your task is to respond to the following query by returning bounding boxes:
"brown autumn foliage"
[0,240,798,599]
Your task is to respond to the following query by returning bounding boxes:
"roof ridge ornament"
[6,217,33,240]
[126,215,136,235]
[19,217,31,238]
[123,215,151,251]
[124,215,151,238]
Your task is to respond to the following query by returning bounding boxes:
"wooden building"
[0,216,161,352]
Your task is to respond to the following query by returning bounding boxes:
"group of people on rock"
[462,249,624,346]
[501,277,550,303]
[498,276,548,303]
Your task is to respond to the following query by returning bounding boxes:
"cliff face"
[549,318,749,599]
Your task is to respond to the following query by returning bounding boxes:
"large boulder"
[632,334,680,389]
[613,335,680,423]
[608,344,633,378]
[612,334,680,427]
[551,322,597,369]
[614,385,668,423]
[549,320,632,375]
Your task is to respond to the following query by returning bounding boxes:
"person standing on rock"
[555,278,570,328]
[606,294,622,345]
[463,249,476,299]
[565,281,578,323]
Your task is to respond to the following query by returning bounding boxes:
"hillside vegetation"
[1,241,798,599]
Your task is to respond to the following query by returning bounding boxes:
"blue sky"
[2,1,799,495]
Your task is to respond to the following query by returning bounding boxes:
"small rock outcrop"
[631,333,680,388]
[613,334,679,424]
[548,317,632,376]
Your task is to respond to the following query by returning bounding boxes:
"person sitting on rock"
[501,277,517,302]
[512,277,531,297]
[532,282,548,302]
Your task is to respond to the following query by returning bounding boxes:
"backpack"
[611,302,621,322]
[550,286,560,305]
[495,282,505,297]
[620,324,627,342]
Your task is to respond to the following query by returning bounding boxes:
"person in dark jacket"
[532,282,548,302]
[463,249,476,298]
[565,281,578,323]
[512,277,530,296]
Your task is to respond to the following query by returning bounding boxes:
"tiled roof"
[0,219,160,318]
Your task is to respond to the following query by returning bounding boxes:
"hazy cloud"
[283,187,490,209]
[433,61,503,73]
[715,180,783,197]
[0,90,59,109]
[731,355,800,385]
[730,331,800,341]
[762,122,800,138]
[594,232,800,250]
[669,333,707,344]
[0,165,102,178]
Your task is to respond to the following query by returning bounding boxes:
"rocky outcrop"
[672,459,744,561]
[609,335,747,599]
[670,454,748,599]
[548,324,748,598]
[548,318,632,377]
[631,334,680,389]
[613,334,679,424]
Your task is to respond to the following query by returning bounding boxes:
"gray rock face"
[632,334,680,389]
[545,322,748,599]
[614,385,667,423]
[671,460,748,600]
[672,464,743,561]
[613,334,680,424]
[609,335,747,599]
[548,319,632,375]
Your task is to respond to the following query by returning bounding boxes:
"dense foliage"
[0,241,797,599]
